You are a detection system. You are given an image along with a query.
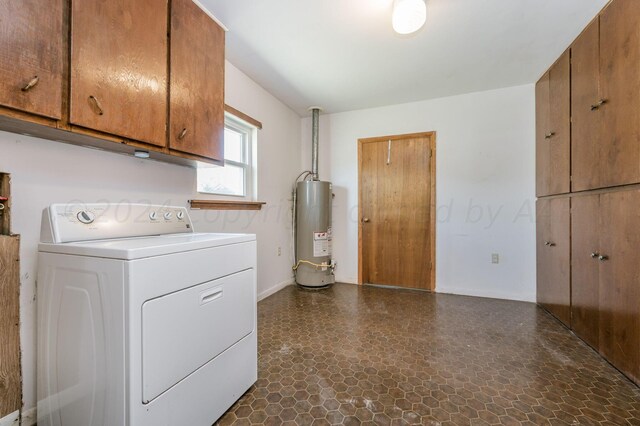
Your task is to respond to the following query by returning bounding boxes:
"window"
[197,114,256,198]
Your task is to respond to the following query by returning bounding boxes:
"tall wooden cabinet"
[537,0,640,387]
[0,0,64,119]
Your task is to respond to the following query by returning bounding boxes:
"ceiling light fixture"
[392,0,427,35]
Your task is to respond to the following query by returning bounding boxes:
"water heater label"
[313,231,330,257]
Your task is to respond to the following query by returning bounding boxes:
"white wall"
[0,61,300,415]
[301,84,536,302]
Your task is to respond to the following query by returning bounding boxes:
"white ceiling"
[200,0,608,116]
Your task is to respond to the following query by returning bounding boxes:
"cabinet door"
[547,51,571,195]
[571,19,601,192]
[599,0,640,188]
[169,0,225,161]
[0,0,63,119]
[571,193,600,349]
[536,52,570,197]
[69,0,168,146]
[599,189,640,385]
[536,197,571,326]
[535,73,551,197]
[536,199,551,312]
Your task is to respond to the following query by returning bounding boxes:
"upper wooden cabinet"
[535,50,570,197]
[535,73,550,196]
[571,0,640,190]
[599,0,640,188]
[69,0,168,147]
[536,197,571,327]
[571,19,601,192]
[0,0,64,119]
[169,0,225,162]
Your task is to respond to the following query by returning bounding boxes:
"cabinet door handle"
[544,132,555,139]
[590,252,599,258]
[178,128,188,140]
[590,99,607,111]
[598,255,609,261]
[544,241,555,247]
[89,95,104,115]
[21,76,39,92]
[362,217,370,223]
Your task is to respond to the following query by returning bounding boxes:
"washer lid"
[38,232,255,260]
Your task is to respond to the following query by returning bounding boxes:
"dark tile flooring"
[217,284,640,425]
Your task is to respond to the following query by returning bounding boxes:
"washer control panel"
[41,203,193,243]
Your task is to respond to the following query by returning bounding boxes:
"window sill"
[189,199,266,211]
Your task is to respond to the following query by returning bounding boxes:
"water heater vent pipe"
[309,107,322,180]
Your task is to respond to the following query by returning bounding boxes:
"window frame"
[196,112,257,200]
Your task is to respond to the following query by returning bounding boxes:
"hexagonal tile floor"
[216,284,640,425]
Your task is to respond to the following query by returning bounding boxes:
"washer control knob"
[163,212,173,220]
[149,211,158,221]
[176,211,185,220]
[77,210,95,224]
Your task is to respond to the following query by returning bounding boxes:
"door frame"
[357,131,437,291]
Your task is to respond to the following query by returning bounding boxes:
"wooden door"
[536,197,571,326]
[359,133,435,290]
[69,0,168,146]
[169,0,225,162]
[599,0,640,188]
[599,189,640,384]
[571,193,601,349]
[571,19,601,192]
[0,0,64,119]
[535,72,551,197]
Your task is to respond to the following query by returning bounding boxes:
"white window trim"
[196,112,258,201]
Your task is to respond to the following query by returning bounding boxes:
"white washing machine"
[37,203,257,426]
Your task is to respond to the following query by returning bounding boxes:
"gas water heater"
[293,107,335,288]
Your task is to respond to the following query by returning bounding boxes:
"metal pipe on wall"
[310,107,320,180]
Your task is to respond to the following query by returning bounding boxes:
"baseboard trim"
[258,278,294,301]
[0,411,18,426]
[436,286,535,303]
[19,408,35,426]
[21,408,35,426]
[0,407,33,426]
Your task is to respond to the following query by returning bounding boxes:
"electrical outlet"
[491,253,499,264]
[277,246,282,256]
